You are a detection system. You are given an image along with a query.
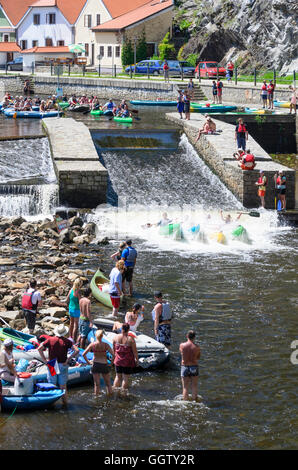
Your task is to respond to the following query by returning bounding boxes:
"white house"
[22,45,73,72]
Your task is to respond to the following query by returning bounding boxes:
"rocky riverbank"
[0,214,109,336]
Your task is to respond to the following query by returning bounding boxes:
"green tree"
[121,39,134,67]
[136,29,147,62]
[158,32,176,60]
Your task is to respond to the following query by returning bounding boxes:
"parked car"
[125,60,195,77]
[125,60,163,75]
[6,57,23,71]
[194,61,226,78]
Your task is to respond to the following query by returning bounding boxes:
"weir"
[166,113,295,209]
[42,118,108,208]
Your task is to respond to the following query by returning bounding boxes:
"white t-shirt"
[26,288,42,312]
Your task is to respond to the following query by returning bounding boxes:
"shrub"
[186,53,198,67]
[121,39,134,67]
[158,32,176,60]
[136,29,147,62]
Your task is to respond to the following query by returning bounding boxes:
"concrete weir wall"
[42,118,107,208]
[166,113,295,209]
[1,75,176,100]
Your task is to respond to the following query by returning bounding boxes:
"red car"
[195,61,226,78]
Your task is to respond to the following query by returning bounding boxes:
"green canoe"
[90,109,103,115]
[0,327,35,347]
[90,269,113,308]
[159,223,183,239]
[231,225,251,244]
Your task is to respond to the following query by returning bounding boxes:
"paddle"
[237,210,260,217]
[277,200,282,211]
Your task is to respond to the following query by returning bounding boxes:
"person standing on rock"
[212,81,218,104]
[121,240,138,297]
[67,278,82,342]
[179,330,201,401]
[235,118,248,151]
[21,279,42,334]
[177,90,184,119]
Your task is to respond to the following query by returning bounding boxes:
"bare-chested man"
[179,331,201,401]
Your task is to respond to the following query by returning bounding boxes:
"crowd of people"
[2,92,59,112]
[0,233,200,405]
[66,94,132,117]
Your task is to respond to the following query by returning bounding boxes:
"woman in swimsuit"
[113,323,138,392]
[82,329,114,396]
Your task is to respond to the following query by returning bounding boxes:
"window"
[33,14,40,25]
[84,15,92,27]
[57,40,65,46]
[45,37,53,46]
[99,46,104,57]
[20,40,27,50]
[96,14,101,25]
[85,43,89,57]
[32,40,38,47]
[115,46,120,58]
[46,13,56,24]
[107,46,112,57]
[3,34,9,42]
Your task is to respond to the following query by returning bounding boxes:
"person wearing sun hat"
[37,324,79,405]
[0,338,19,384]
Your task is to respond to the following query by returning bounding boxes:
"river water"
[0,107,297,450]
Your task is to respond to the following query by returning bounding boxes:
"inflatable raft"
[210,231,227,244]
[58,102,70,109]
[90,109,103,115]
[69,105,89,113]
[159,223,183,239]
[3,109,62,119]
[1,388,64,411]
[114,116,133,123]
[231,225,251,243]
[103,109,113,116]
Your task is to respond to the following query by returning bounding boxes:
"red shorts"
[110,296,120,308]
[258,189,266,197]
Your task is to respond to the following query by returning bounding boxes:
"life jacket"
[21,290,37,311]
[258,176,267,186]
[244,153,255,163]
[238,123,247,133]
[125,246,137,264]
[159,302,172,322]
[276,176,286,189]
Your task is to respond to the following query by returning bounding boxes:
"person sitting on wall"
[238,150,256,170]
[233,148,246,161]
[195,116,216,142]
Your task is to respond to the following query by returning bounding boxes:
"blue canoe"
[1,389,64,411]
[3,109,63,119]
[130,100,177,106]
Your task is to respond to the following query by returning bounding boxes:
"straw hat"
[54,324,69,337]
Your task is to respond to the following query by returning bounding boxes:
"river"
[0,107,297,450]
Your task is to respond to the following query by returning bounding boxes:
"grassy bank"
[270,154,297,170]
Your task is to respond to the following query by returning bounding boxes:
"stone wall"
[0,75,176,100]
[166,112,296,209]
[197,82,293,104]
[42,118,108,208]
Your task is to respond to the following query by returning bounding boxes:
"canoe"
[91,269,113,308]
[3,109,63,119]
[211,231,227,244]
[159,223,182,237]
[91,318,170,371]
[114,116,133,123]
[273,100,290,108]
[90,109,103,115]
[231,225,251,243]
[244,107,274,115]
[1,389,64,411]
[190,105,237,113]
[0,327,36,348]
[130,100,177,106]
[58,102,70,109]
[232,225,246,237]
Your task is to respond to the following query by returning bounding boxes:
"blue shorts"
[69,309,80,318]
[47,363,69,387]
[79,319,92,338]
[181,365,199,377]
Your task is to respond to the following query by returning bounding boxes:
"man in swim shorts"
[179,330,201,401]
